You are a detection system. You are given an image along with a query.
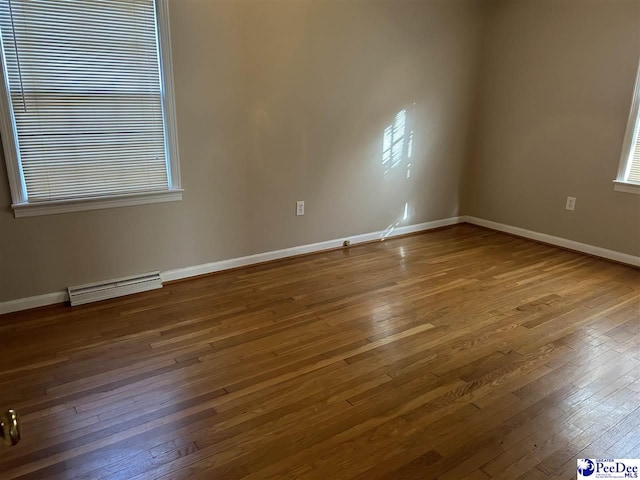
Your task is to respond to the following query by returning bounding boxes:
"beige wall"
[0,0,483,302]
[464,0,640,256]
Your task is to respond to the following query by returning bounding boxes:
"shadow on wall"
[381,105,416,238]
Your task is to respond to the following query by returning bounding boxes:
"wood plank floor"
[0,224,638,479]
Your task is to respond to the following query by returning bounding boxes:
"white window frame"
[0,0,181,217]
[614,63,640,195]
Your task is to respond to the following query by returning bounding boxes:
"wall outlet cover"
[565,196,576,211]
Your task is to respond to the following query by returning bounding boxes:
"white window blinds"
[625,119,640,183]
[0,0,170,202]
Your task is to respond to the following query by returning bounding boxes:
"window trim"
[0,0,182,217]
[12,189,183,218]
[614,62,640,195]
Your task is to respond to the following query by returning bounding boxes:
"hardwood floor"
[0,224,638,479]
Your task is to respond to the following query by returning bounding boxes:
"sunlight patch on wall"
[379,106,416,239]
[382,109,413,175]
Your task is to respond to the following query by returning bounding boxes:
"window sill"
[12,189,183,218]
[613,180,640,195]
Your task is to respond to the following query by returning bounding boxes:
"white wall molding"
[0,216,463,315]
[4,215,636,315]
[464,216,640,267]
[0,291,69,316]
[160,216,463,282]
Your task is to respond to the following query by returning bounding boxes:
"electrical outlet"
[296,200,304,216]
[565,196,576,211]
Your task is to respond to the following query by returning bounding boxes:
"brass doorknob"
[0,410,20,446]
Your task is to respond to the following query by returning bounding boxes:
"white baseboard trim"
[6,215,633,315]
[463,216,640,267]
[0,291,69,316]
[160,216,463,282]
[0,216,463,315]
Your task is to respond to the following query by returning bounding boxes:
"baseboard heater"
[67,271,163,306]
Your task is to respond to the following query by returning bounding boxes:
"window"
[0,0,180,217]
[615,64,640,194]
